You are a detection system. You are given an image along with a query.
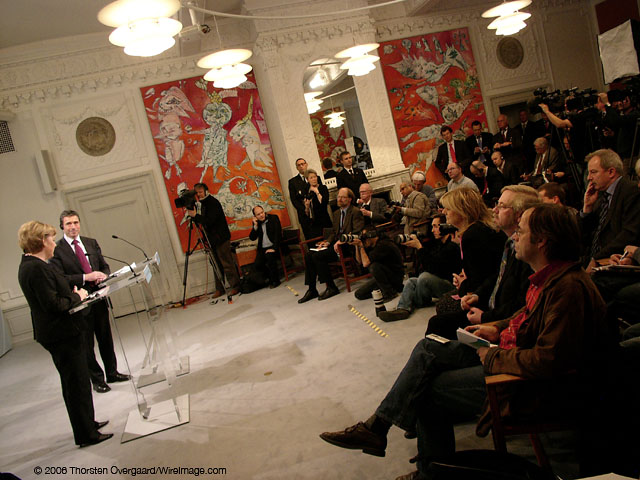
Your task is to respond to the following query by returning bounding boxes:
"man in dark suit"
[249,206,282,288]
[522,137,562,188]
[288,157,313,239]
[357,183,388,227]
[582,149,640,271]
[491,151,520,186]
[465,120,493,164]
[493,114,524,174]
[298,187,365,303]
[187,183,241,297]
[336,151,368,200]
[470,160,505,206]
[50,210,130,394]
[513,109,541,173]
[435,125,472,177]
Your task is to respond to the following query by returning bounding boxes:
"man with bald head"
[446,163,478,192]
[493,114,523,174]
[395,183,430,234]
[491,151,519,186]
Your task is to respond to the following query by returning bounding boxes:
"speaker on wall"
[35,150,57,194]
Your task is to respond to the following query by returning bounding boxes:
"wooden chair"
[485,373,577,471]
[279,228,305,281]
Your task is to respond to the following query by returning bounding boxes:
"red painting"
[379,28,489,187]
[140,73,290,252]
[309,107,347,167]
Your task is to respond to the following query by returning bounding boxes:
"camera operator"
[598,90,640,173]
[186,182,240,297]
[303,169,332,238]
[394,182,431,234]
[350,229,405,303]
[378,214,461,322]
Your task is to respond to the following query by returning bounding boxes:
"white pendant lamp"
[305,92,324,114]
[324,110,346,128]
[335,43,380,77]
[197,49,253,89]
[482,0,532,36]
[98,0,183,57]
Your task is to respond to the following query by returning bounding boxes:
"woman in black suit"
[304,169,333,238]
[17,221,112,447]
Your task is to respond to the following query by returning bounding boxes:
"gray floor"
[0,274,577,479]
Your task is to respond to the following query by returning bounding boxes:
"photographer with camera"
[349,229,405,303]
[394,182,431,234]
[303,169,332,238]
[598,90,640,173]
[378,214,461,322]
[185,182,240,297]
[298,187,364,303]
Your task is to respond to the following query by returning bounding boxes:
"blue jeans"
[397,272,453,311]
[374,338,486,469]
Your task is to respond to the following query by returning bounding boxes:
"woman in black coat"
[17,220,112,447]
[304,169,333,238]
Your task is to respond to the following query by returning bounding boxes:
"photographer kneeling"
[379,214,461,322]
[350,229,405,303]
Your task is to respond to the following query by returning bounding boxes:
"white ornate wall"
[0,0,603,343]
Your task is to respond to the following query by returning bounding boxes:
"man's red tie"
[449,143,457,163]
[73,240,92,274]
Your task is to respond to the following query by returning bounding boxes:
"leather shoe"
[318,286,339,300]
[79,433,113,448]
[92,382,111,393]
[106,372,131,383]
[378,308,410,322]
[319,422,386,457]
[297,289,318,304]
[404,429,417,439]
[95,420,109,430]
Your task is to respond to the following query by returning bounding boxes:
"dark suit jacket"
[192,194,231,245]
[327,204,365,244]
[336,168,369,199]
[478,166,506,205]
[51,236,110,291]
[359,197,388,226]
[514,120,542,171]
[531,147,561,175]
[288,174,309,220]
[18,255,84,345]
[493,127,523,172]
[249,213,282,252]
[496,161,520,186]
[465,133,494,162]
[583,177,640,260]
[435,140,472,176]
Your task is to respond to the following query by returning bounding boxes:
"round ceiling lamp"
[481,0,532,18]
[487,11,531,29]
[335,43,380,77]
[304,92,324,114]
[324,110,346,128]
[198,49,253,89]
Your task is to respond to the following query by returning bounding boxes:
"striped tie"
[590,191,610,259]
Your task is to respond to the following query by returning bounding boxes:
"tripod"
[181,217,229,307]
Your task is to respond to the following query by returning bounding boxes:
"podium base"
[136,356,190,388]
[121,394,190,443]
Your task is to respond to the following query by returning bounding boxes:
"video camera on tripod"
[529,87,599,116]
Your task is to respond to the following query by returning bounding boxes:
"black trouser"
[354,262,404,299]
[255,248,280,284]
[426,310,470,340]
[304,247,338,288]
[43,335,99,445]
[85,300,118,384]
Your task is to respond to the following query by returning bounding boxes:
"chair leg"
[279,251,289,281]
[529,433,552,470]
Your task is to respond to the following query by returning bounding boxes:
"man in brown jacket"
[319,204,609,479]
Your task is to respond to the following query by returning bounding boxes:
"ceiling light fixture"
[98,0,182,56]
[482,0,532,36]
[197,49,253,89]
[304,92,324,114]
[335,43,380,77]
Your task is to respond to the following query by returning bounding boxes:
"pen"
[620,250,629,262]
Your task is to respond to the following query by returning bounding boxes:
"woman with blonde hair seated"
[17,220,112,447]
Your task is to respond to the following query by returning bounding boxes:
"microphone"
[98,253,137,278]
[112,235,150,261]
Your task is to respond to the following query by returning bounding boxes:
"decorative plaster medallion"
[496,37,524,69]
[75,117,116,156]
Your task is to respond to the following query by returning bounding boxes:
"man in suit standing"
[298,187,365,303]
[249,206,282,289]
[581,149,640,272]
[288,157,313,239]
[435,125,472,177]
[336,151,368,200]
[465,120,493,164]
[513,109,541,173]
[493,114,523,174]
[50,210,130,394]
[357,183,388,227]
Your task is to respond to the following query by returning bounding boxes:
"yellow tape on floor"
[286,285,299,296]
[347,304,389,338]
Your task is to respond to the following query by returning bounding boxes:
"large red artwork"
[309,107,347,165]
[379,28,489,187]
[140,73,290,252]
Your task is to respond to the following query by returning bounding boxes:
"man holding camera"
[186,183,240,297]
[249,206,282,289]
[395,183,431,235]
[379,214,461,322]
[357,183,388,227]
[298,187,364,303]
[350,229,405,302]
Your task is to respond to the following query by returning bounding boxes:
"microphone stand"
[112,235,150,261]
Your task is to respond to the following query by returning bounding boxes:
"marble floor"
[0,274,578,480]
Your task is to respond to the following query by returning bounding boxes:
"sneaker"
[378,308,410,322]
[319,422,386,457]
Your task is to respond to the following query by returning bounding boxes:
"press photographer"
[184,182,240,297]
[348,228,404,303]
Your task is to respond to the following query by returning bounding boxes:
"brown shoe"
[319,422,386,457]
[211,291,224,299]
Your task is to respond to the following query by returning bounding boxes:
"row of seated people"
[298,148,640,478]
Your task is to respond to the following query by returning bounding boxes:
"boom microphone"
[112,234,150,261]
